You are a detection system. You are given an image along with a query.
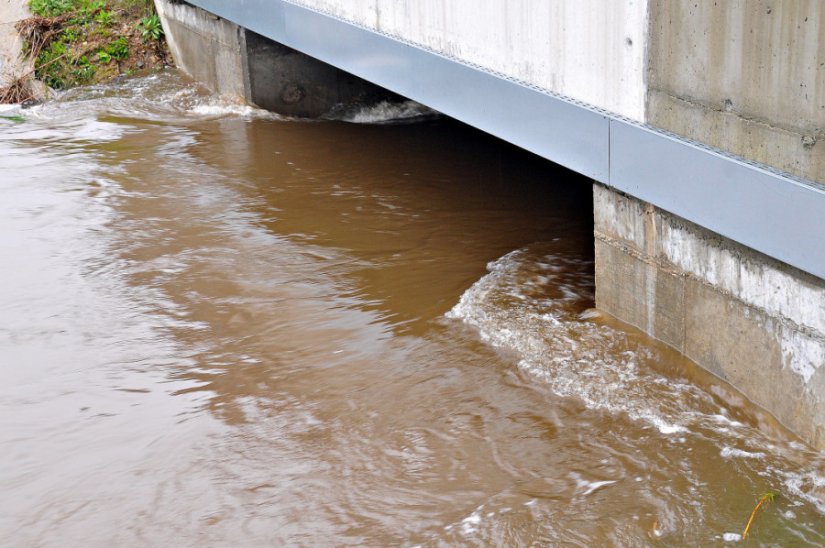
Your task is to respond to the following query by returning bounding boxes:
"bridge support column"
[155,0,394,117]
[594,183,825,447]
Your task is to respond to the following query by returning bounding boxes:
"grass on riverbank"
[0,0,170,103]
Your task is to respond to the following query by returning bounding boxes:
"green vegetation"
[19,0,168,91]
[0,0,170,103]
[29,0,150,19]
[137,13,163,41]
[29,0,74,17]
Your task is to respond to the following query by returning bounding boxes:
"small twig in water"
[742,491,777,540]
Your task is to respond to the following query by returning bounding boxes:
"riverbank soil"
[0,0,171,103]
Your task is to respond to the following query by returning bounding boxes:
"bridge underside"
[155,0,825,449]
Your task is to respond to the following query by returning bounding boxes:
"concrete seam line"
[594,231,824,342]
[650,88,825,140]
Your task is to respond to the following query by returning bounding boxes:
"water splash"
[22,72,283,123]
[447,244,825,517]
[446,246,696,435]
[333,99,439,124]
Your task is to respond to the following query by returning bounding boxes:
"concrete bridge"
[155,0,825,448]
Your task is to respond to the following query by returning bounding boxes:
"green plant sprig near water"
[741,491,778,540]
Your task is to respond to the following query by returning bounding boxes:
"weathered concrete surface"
[294,0,648,121]
[594,183,825,448]
[155,0,246,101]
[243,29,396,117]
[647,0,825,184]
[156,0,395,117]
[0,0,30,88]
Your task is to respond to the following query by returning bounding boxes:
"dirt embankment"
[1,0,171,104]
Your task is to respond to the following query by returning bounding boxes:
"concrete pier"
[594,185,825,447]
[155,0,246,101]
[242,29,395,117]
[155,0,394,117]
[592,0,825,446]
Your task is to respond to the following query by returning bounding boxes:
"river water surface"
[1,72,824,546]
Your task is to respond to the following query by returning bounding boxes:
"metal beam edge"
[610,119,825,280]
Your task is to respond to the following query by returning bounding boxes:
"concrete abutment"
[155,0,395,117]
[594,183,825,446]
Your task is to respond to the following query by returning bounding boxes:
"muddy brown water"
[1,72,824,546]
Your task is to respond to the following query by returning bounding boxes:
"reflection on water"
[0,72,823,546]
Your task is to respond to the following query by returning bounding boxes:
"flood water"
[1,72,824,546]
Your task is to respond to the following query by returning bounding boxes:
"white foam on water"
[338,99,438,124]
[29,71,284,123]
[783,470,825,514]
[189,100,281,120]
[447,245,825,519]
[443,504,486,537]
[650,417,688,435]
[722,532,742,542]
[446,248,694,437]
[720,446,766,460]
[459,508,483,536]
[583,479,617,496]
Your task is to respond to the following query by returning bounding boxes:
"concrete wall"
[155,0,247,101]
[156,0,395,116]
[647,0,825,184]
[594,184,825,448]
[0,0,30,88]
[625,1,825,446]
[243,29,396,117]
[295,0,649,121]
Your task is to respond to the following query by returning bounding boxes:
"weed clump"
[0,0,171,103]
